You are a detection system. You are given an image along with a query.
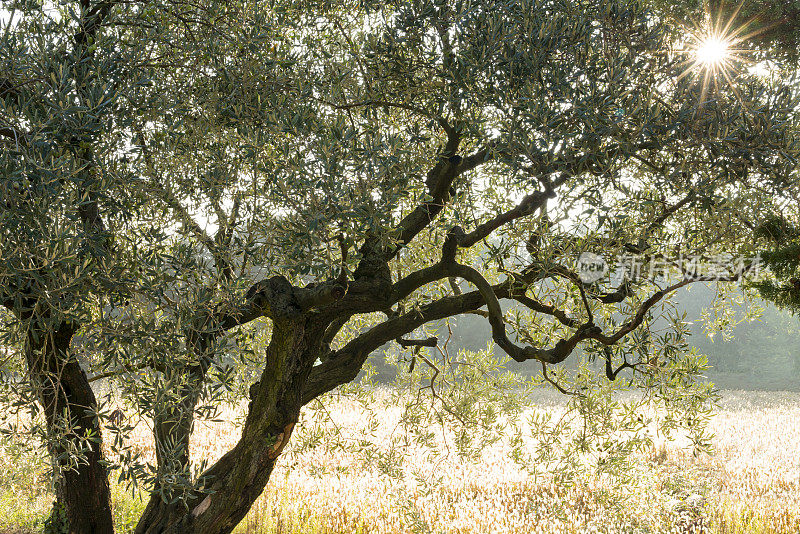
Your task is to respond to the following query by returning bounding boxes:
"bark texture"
[135,312,320,534]
[26,318,114,534]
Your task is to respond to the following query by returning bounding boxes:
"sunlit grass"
[3,390,799,533]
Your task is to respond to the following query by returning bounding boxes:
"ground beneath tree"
[1,389,798,533]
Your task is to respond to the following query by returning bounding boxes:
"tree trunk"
[26,319,114,534]
[135,318,319,534]
[137,339,211,534]
[136,369,204,533]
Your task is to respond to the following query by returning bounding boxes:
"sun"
[695,36,731,68]
[675,2,765,106]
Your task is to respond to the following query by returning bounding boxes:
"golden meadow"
[1,389,798,534]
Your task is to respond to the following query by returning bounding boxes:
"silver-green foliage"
[0,0,796,530]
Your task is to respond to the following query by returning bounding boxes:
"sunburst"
[677,1,766,107]
[696,36,731,69]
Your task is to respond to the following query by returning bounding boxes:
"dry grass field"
[1,389,799,534]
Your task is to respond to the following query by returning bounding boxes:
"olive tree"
[0,2,165,531]
[0,0,796,533]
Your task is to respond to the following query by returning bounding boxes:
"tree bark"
[136,368,204,533]
[135,317,320,534]
[26,318,114,534]
[137,328,217,533]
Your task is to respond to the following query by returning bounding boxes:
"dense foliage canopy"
[0,0,797,532]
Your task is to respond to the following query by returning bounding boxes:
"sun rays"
[677,1,767,108]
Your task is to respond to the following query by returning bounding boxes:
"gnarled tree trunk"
[135,316,319,534]
[25,318,114,534]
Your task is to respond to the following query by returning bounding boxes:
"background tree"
[1,1,797,533]
[0,2,165,530]
[751,211,800,312]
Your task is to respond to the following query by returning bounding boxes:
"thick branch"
[294,281,348,312]
[218,276,299,328]
[303,288,488,403]
[215,277,347,332]
[393,149,462,250]
[510,294,578,328]
[390,176,565,304]
[322,315,350,345]
[304,263,744,404]
[441,256,596,364]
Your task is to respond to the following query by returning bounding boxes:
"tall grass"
[2,390,799,533]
